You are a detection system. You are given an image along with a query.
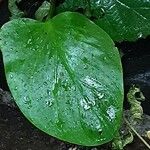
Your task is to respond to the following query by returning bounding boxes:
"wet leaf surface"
[0,12,123,146]
[57,0,150,41]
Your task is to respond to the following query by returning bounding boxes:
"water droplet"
[59,72,64,77]
[21,20,26,25]
[56,120,63,129]
[43,81,48,86]
[83,25,86,29]
[23,96,31,105]
[103,57,107,60]
[95,0,101,5]
[82,57,88,63]
[36,45,39,49]
[27,39,32,44]
[84,76,102,89]
[98,128,103,133]
[96,139,100,142]
[97,93,104,99]
[9,73,13,79]
[96,137,106,142]
[96,124,102,133]
[46,45,49,49]
[45,99,53,107]
[138,32,143,38]
[107,106,116,121]
[80,99,91,110]
[87,98,96,106]
[14,86,18,90]
[83,64,88,69]
[47,89,51,96]
[68,31,71,35]
[71,86,76,91]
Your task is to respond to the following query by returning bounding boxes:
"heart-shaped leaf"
[57,0,150,41]
[0,12,123,146]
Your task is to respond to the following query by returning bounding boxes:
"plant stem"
[46,0,55,20]
[124,118,150,149]
[112,131,123,150]
[8,0,24,19]
[127,85,145,122]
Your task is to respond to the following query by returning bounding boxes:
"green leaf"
[57,0,86,12]
[0,12,123,146]
[57,0,150,41]
[35,1,51,21]
[9,0,24,20]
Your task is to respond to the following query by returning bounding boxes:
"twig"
[124,118,150,149]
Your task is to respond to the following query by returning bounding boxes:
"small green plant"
[0,0,150,148]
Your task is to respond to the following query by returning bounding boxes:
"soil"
[0,0,150,150]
